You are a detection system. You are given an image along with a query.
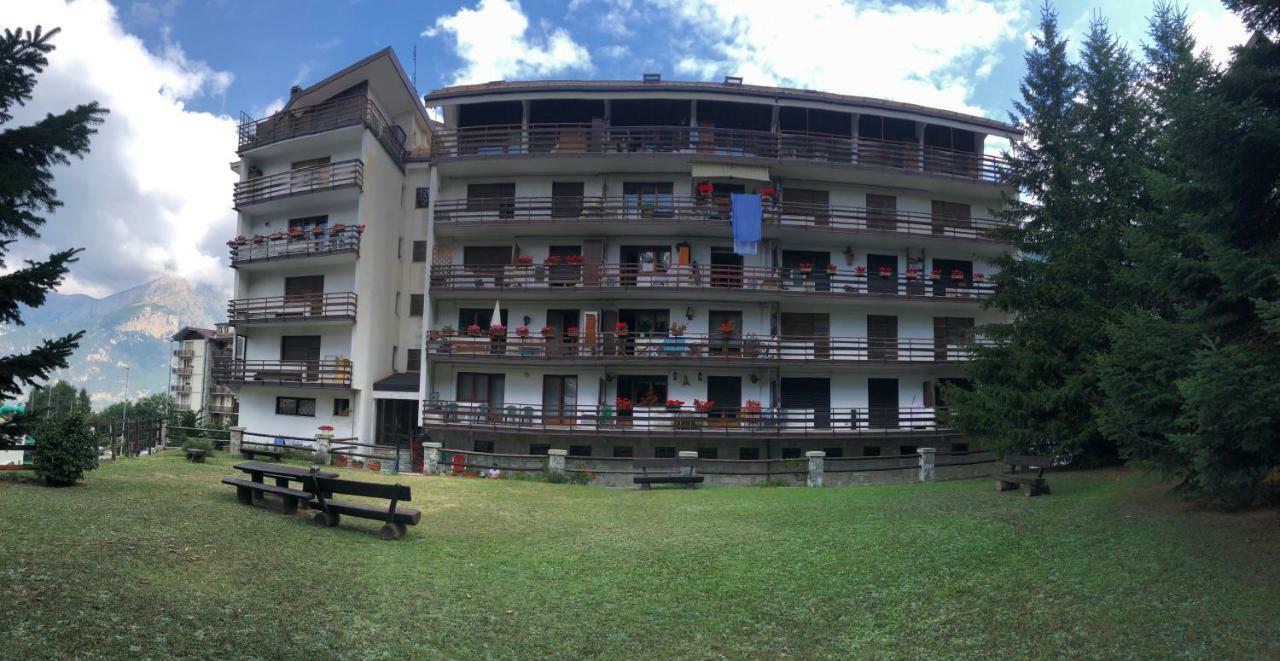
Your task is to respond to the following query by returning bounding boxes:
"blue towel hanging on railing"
[731,193,762,256]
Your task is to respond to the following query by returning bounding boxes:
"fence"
[93,418,165,459]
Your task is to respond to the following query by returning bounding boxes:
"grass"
[1,452,1277,659]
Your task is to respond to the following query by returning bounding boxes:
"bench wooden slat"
[317,500,422,525]
[1004,454,1053,469]
[220,476,313,501]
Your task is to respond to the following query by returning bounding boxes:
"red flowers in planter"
[466,323,482,336]
[695,182,714,195]
[906,267,922,280]
[329,223,347,234]
[825,263,838,273]
[742,399,763,414]
[878,266,893,278]
[950,269,965,281]
[930,268,942,280]
[516,255,534,266]
[855,264,867,275]
[515,325,530,337]
[718,321,735,336]
[974,272,986,282]
[288,227,304,238]
[565,326,579,336]
[758,187,777,199]
[543,255,562,266]
[797,261,814,273]
[665,399,685,409]
[540,324,555,336]
[615,396,633,412]
[489,323,506,336]
[317,425,335,432]
[614,321,629,335]
[693,399,716,413]
[565,254,585,265]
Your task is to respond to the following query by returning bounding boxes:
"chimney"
[290,85,303,98]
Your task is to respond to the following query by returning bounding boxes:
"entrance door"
[780,312,829,359]
[782,249,833,291]
[281,335,321,381]
[780,377,831,428]
[931,200,971,236]
[781,188,830,227]
[284,275,324,317]
[868,378,899,429]
[866,194,897,232]
[867,315,898,362]
[545,309,580,356]
[706,376,742,426]
[551,182,585,219]
[866,254,898,295]
[542,375,578,425]
[708,310,742,355]
[375,399,417,449]
[463,245,514,285]
[710,247,744,288]
[934,317,975,361]
[618,308,669,355]
[619,245,672,287]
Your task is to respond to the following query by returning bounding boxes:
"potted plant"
[332,454,348,467]
[355,224,366,234]
[330,223,347,235]
[350,457,365,470]
[950,268,965,282]
[974,272,986,283]
[516,255,534,267]
[741,399,763,428]
[759,186,777,202]
[288,226,304,239]
[797,261,813,274]
[665,399,684,412]
[614,321,629,337]
[695,182,714,197]
[441,325,456,337]
[565,326,579,337]
[565,254,585,266]
[615,396,633,427]
[269,230,285,241]
[906,266,921,280]
[311,225,326,236]
[668,322,687,337]
[543,255,562,267]
[825,262,838,275]
[878,266,893,279]
[515,324,530,338]
[929,268,942,281]
[317,424,334,433]
[467,323,483,337]
[228,235,247,246]
[368,459,382,472]
[855,264,867,276]
[718,320,735,337]
[252,234,266,244]
[540,324,556,338]
[490,323,506,337]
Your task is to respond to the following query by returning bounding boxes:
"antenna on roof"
[643,72,661,83]
[412,44,418,91]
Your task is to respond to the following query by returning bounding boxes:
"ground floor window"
[613,446,633,458]
[697,447,718,459]
[529,444,550,455]
[823,447,844,458]
[863,446,882,457]
[950,442,970,455]
[782,448,802,459]
[899,445,917,456]
[654,446,675,458]
[474,440,494,453]
[739,447,760,460]
[569,445,592,457]
[276,396,316,417]
[333,398,351,416]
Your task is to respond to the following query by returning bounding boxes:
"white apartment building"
[170,324,237,425]
[220,50,1018,462]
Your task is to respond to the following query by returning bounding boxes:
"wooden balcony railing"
[426,333,988,364]
[232,159,363,209]
[173,349,194,358]
[429,263,997,302]
[228,225,361,266]
[228,292,357,325]
[170,384,192,394]
[237,96,407,165]
[434,196,1011,241]
[172,365,194,376]
[422,400,948,435]
[430,123,1008,183]
[206,403,239,415]
[212,358,353,388]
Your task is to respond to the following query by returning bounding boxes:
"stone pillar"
[159,419,169,450]
[423,442,442,475]
[313,432,333,465]
[678,450,699,477]
[229,426,245,455]
[806,450,826,487]
[394,446,413,474]
[918,447,936,482]
[547,449,567,476]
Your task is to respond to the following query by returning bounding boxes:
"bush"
[32,413,98,487]
[181,437,215,453]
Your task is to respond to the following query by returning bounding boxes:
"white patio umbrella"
[490,300,502,328]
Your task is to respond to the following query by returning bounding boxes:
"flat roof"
[423,79,1018,137]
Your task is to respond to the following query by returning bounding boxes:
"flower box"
[516,255,534,267]
[515,325,530,337]
[878,266,893,278]
[854,265,867,276]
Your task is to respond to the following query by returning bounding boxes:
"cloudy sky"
[10,0,1250,297]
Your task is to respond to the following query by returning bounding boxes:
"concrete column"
[159,419,169,449]
[547,449,567,476]
[423,442,442,475]
[229,426,244,455]
[678,450,698,477]
[918,447,936,482]
[313,432,333,464]
[394,446,413,474]
[806,450,825,487]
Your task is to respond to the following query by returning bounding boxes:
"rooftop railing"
[228,292,358,325]
[228,225,362,267]
[426,332,987,365]
[212,358,353,388]
[430,123,1008,183]
[232,159,363,209]
[429,263,997,302]
[434,195,1012,242]
[237,96,406,165]
[422,400,949,436]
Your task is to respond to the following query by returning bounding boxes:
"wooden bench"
[184,448,208,463]
[240,443,283,461]
[303,470,421,540]
[996,454,1052,496]
[220,476,314,514]
[634,457,704,489]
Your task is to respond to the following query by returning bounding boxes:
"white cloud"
[1186,4,1250,64]
[653,0,1027,117]
[424,0,592,84]
[599,44,631,59]
[1065,0,1249,67]
[6,0,238,297]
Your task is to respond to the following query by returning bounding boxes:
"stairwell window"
[409,294,424,317]
[412,240,427,262]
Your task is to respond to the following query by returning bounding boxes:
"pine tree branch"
[0,247,80,325]
[0,331,83,399]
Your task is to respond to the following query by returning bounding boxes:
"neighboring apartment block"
[170,324,238,425]
[218,49,1018,461]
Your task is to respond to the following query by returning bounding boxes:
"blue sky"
[7,0,1251,296]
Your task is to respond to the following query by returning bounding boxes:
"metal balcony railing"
[173,349,194,358]
[429,263,997,302]
[433,196,1012,241]
[430,123,1008,183]
[228,225,361,267]
[228,292,357,325]
[213,358,353,388]
[232,159,363,209]
[237,96,406,164]
[422,401,949,436]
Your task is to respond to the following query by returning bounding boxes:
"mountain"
[0,276,228,407]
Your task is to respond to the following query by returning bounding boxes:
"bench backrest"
[634,457,698,471]
[311,475,411,502]
[1004,454,1053,469]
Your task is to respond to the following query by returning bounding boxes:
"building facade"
[170,324,238,425]
[221,51,1018,462]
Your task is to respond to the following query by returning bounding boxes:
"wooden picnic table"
[234,461,337,489]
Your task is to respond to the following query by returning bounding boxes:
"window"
[899,445,917,456]
[613,446,634,458]
[950,442,970,455]
[529,443,551,456]
[459,307,508,329]
[466,183,516,217]
[615,375,668,406]
[415,187,430,208]
[569,445,592,457]
[276,396,316,417]
[463,245,514,266]
[739,447,760,460]
[863,446,882,457]
[697,447,718,459]
[406,349,421,372]
[782,448,802,459]
[412,240,427,262]
[654,446,676,458]
[457,372,505,404]
[409,294,424,317]
[333,398,351,416]
[823,447,844,458]
[474,440,494,453]
[280,336,321,362]
[622,182,674,217]
[287,215,327,233]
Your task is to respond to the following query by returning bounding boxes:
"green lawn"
[1,453,1276,659]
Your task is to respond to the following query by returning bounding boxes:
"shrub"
[181,437,215,453]
[32,413,98,487]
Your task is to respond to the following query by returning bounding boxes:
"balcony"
[433,196,1012,243]
[426,333,984,367]
[213,358,352,388]
[208,384,234,396]
[428,264,996,304]
[430,124,1007,183]
[232,159,363,211]
[173,349,194,358]
[228,292,357,326]
[422,401,948,438]
[228,225,361,268]
[206,403,239,415]
[170,384,192,394]
[172,365,193,376]
[237,97,406,166]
